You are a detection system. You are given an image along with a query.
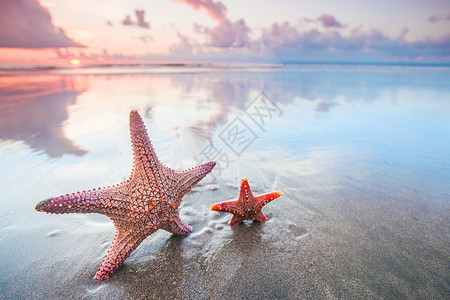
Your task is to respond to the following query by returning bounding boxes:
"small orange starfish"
[210,178,282,225]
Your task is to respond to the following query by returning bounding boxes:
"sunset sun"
[70,59,80,65]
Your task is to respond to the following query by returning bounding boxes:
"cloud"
[207,19,251,48]
[135,10,150,28]
[0,0,83,48]
[316,14,344,28]
[166,0,450,63]
[122,9,150,29]
[172,0,227,23]
[176,0,249,48]
[136,35,153,43]
[260,22,351,52]
[111,0,450,63]
[169,32,201,56]
[261,22,305,50]
[260,22,450,61]
[428,13,450,23]
[122,15,133,26]
[316,101,337,112]
[397,27,409,40]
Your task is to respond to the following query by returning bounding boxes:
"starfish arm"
[161,215,192,235]
[35,188,112,214]
[129,110,172,188]
[229,214,246,225]
[239,177,254,200]
[35,184,134,216]
[210,199,243,215]
[175,161,216,198]
[252,210,268,222]
[94,225,155,281]
[254,190,283,211]
[129,110,161,170]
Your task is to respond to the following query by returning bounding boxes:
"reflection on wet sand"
[0,76,87,157]
[202,80,249,128]
[165,78,251,167]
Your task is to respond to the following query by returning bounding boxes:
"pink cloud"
[138,0,450,63]
[0,0,83,48]
[122,10,150,29]
[428,13,450,23]
[137,35,153,43]
[207,19,251,48]
[167,2,450,62]
[261,22,304,50]
[176,0,249,48]
[172,0,227,23]
[135,10,150,28]
[260,22,450,60]
[316,14,344,28]
[261,22,387,53]
[169,32,201,56]
[122,15,133,26]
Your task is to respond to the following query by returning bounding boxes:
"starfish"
[35,110,215,281]
[210,178,282,225]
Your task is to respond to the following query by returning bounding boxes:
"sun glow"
[70,59,80,65]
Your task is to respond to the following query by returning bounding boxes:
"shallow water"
[0,65,449,299]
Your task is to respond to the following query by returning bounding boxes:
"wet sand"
[0,65,449,299]
[1,176,448,299]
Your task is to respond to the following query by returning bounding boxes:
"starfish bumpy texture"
[210,178,282,225]
[35,110,215,280]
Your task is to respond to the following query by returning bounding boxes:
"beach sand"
[1,176,448,299]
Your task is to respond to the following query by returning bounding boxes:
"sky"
[0,0,449,66]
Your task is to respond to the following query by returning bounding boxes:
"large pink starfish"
[210,178,282,225]
[35,110,215,280]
